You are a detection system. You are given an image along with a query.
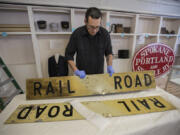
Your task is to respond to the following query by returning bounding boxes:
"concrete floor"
[156,76,180,98]
[166,81,180,98]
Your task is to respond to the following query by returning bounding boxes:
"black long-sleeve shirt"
[65,25,112,74]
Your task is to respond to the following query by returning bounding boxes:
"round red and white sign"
[132,43,175,77]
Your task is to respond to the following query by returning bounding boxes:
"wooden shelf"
[139,15,159,19]
[113,56,131,60]
[136,33,158,36]
[110,33,135,36]
[33,7,70,14]
[6,63,36,66]
[110,12,135,18]
[0,32,31,35]
[35,32,72,35]
[159,34,177,37]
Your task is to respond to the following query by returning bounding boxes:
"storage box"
[123,27,131,33]
[118,50,129,58]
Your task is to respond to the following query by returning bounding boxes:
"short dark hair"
[85,7,102,22]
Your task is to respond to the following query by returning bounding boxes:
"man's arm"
[65,32,78,72]
[106,54,113,66]
[67,60,78,72]
[65,31,86,79]
[106,54,114,76]
[68,60,86,78]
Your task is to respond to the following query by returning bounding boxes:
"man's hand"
[107,66,114,77]
[74,70,86,79]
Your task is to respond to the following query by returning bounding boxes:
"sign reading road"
[5,102,84,124]
[26,71,156,100]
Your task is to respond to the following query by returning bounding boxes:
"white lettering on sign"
[140,46,170,57]
[135,56,174,66]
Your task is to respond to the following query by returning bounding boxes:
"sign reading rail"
[26,71,156,100]
[5,103,84,124]
[81,96,176,117]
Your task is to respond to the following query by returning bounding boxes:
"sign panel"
[132,43,175,77]
[5,103,84,124]
[26,71,156,100]
[81,96,176,117]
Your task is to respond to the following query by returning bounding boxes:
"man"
[65,7,114,79]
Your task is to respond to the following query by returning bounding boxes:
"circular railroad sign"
[132,43,175,77]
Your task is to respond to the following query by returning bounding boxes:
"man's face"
[85,16,101,36]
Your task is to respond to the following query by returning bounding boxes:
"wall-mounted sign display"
[26,71,156,100]
[81,96,176,117]
[5,103,84,124]
[132,43,175,77]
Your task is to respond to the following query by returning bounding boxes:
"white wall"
[0,0,180,16]
[0,0,180,91]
